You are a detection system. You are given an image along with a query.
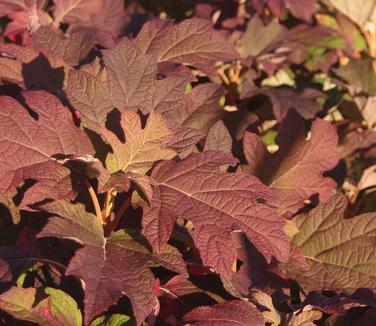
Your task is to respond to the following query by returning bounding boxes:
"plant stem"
[104,197,131,236]
[84,178,103,224]
[103,188,117,222]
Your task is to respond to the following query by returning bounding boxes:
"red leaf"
[182,300,264,326]
[242,112,340,215]
[143,151,290,277]
[0,91,93,197]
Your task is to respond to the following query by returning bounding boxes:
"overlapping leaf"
[182,300,264,326]
[204,121,232,154]
[32,26,94,65]
[242,113,340,215]
[102,108,192,175]
[67,0,126,48]
[159,83,225,133]
[38,200,187,325]
[135,19,239,76]
[67,57,189,131]
[284,195,376,292]
[142,151,290,277]
[53,0,103,25]
[0,90,93,197]
[0,286,82,326]
[241,87,326,121]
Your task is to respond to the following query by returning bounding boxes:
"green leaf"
[0,286,82,326]
[90,314,136,326]
[285,195,376,292]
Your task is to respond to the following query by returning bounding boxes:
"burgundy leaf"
[241,87,326,121]
[66,0,126,48]
[32,26,94,65]
[135,19,239,76]
[38,200,187,325]
[53,0,103,25]
[182,300,264,326]
[204,120,232,154]
[159,83,226,133]
[0,90,93,196]
[142,151,290,277]
[242,112,340,215]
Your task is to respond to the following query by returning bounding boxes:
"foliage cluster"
[0,0,376,325]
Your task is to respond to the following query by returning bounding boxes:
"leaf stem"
[103,188,117,223]
[84,178,103,224]
[104,197,131,236]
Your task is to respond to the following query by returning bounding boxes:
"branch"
[84,178,103,224]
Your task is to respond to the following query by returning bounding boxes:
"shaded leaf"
[53,0,103,25]
[0,90,93,196]
[38,200,187,325]
[324,307,376,326]
[182,300,264,326]
[67,0,126,48]
[0,286,82,326]
[242,112,340,215]
[241,87,326,121]
[335,58,376,95]
[32,26,94,65]
[204,120,232,155]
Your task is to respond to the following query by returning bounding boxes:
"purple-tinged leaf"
[32,26,94,65]
[66,0,126,48]
[102,109,189,175]
[38,201,187,325]
[182,300,264,326]
[159,83,226,133]
[0,90,93,196]
[241,87,326,121]
[143,151,290,277]
[204,121,232,154]
[135,19,239,76]
[53,0,103,25]
[242,113,340,215]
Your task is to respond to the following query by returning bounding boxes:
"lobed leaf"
[0,286,82,326]
[285,195,376,293]
[0,90,93,197]
[242,112,340,215]
[38,200,187,325]
[143,151,290,277]
[182,300,264,326]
